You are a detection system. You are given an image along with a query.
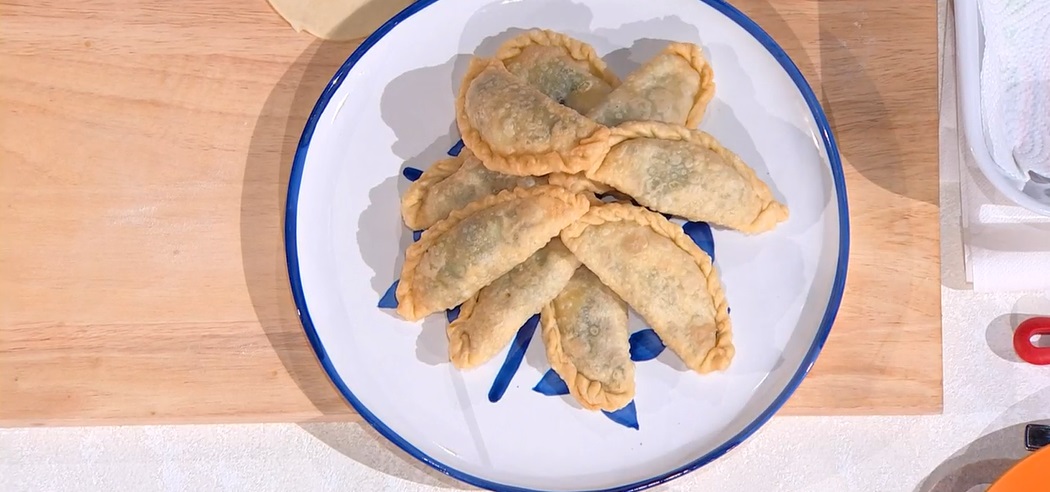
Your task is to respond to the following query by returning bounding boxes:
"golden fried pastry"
[541,267,634,411]
[455,57,611,177]
[586,42,715,128]
[560,203,734,373]
[496,29,620,114]
[588,121,788,233]
[396,185,589,321]
[400,149,543,230]
[448,239,580,369]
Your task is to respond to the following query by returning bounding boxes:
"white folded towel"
[979,0,1050,184]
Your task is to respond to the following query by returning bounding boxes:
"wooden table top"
[0,0,941,425]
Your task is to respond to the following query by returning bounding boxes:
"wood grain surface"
[0,0,941,426]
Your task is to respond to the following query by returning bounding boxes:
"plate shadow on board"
[915,388,1050,492]
[733,0,920,207]
[816,27,917,204]
[241,22,473,491]
[242,40,355,417]
[734,0,937,386]
[814,3,920,206]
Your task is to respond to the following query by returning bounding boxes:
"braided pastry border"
[662,42,717,128]
[494,29,621,90]
[399,150,471,230]
[540,270,635,412]
[454,57,612,177]
[560,203,734,373]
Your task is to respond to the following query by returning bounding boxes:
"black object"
[1024,424,1050,451]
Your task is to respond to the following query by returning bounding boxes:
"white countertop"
[3,2,1048,491]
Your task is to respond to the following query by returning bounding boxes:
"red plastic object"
[1013,317,1050,365]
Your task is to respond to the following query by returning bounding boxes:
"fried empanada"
[586,42,715,128]
[496,29,620,114]
[560,203,733,373]
[400,149,543,230]
[588,121,788,233]
[455,57,611,177]
[541,266,634,411]
[546,43,715,197]
[396,185,589,321]
[448,239,580,369]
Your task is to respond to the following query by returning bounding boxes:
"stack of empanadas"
[392,29,788,413]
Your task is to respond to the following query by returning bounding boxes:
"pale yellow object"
[395,185,589,321]
[560,203,734,373]
[455,57,612,177]
[266,0,414,41]
[586,42,715,128]
[496,29,620,114]
[400,149,543,230]
[589,121,788,234]
[541,267,634,411]
[448,239,580,369]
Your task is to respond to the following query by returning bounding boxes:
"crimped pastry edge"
[454,57,612,177]
[447,239,579,370]
[395,184,589,321]
[540,279,635,411]
[548,171,613,195]
[399,150,471,230]
[661,42,717,128]
[606,121,789,233]
[494,28,621,90]
[560,202,734,373]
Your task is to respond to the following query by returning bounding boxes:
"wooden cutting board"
[0,0,940,426]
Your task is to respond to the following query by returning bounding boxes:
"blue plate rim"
[283,0,851,490]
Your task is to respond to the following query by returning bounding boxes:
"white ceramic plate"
[285,0,849,490]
